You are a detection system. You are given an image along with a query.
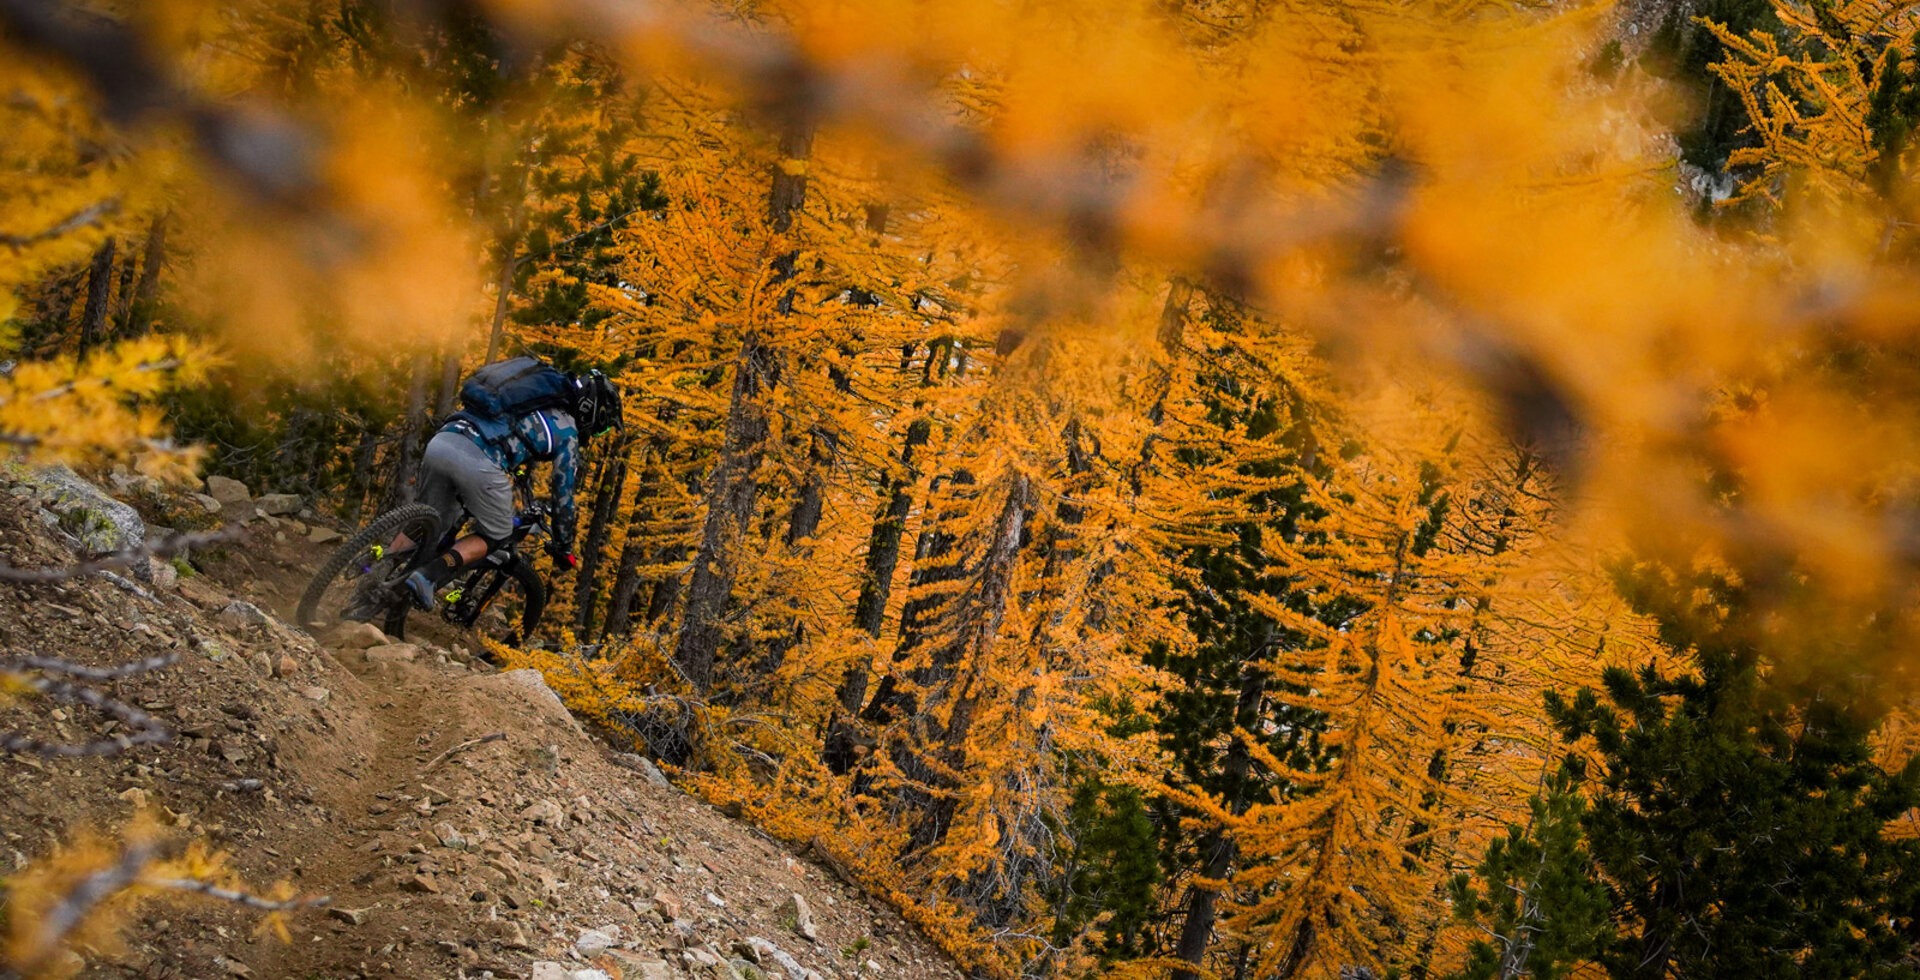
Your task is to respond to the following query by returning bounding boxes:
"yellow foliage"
[1,817,306,978]
[0,335,214,475]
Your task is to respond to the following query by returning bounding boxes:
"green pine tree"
[1446,763,1612,980]
[1547,566,1920,979]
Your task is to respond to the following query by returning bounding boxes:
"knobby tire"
[295,502,441,633]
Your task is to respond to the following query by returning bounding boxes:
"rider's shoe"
[403,570,439,612]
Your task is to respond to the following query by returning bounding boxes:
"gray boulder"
[256,493,302,516]
[204,475,251,505]
[15,464,146,554]
[217,601,271,630]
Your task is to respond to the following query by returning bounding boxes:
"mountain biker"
[401,365,623,612]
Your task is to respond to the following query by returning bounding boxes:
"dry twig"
[420,731,507,773]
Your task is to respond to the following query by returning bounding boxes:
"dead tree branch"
[420,731,507,773]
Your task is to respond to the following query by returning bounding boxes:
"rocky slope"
[0,469,963,980]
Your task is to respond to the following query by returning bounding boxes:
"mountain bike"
[296,475,548,645]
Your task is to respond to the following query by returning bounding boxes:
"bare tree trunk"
[77,237,116,354]
[117,216,168,336]
[672,335,775,690]
[1172,661,1266,980]
[903,475,1032,851]
[603,435,673,638]
[858,467,972,725]
[824,414,931,773]
[435,350,463,417]
[483,231,519,358]
[602,540,648,637]
[668,114,814,691]
[645,557,685,623]
[109,243,138,340]
[383,353,433,510]
[348,424,382,521]
[575,447,629,636]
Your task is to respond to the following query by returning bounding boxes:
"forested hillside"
[8,0,1920,977]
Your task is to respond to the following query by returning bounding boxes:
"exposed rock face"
[14,463,147,554]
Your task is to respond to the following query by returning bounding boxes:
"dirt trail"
[0,484,964,980]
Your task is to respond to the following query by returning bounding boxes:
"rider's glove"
[547,542,579,571]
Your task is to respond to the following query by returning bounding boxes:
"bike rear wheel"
[296,503,441,635]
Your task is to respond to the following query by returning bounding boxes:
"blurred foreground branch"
[0,0,321,205]
[0,651,174,756]
[0,527,240,584]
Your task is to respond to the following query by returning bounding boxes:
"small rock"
[400,874,441,894]
[746,938,818,980]
[520,798,566,828]
[189,492,223,513]
[145,556,179,591]
[273,654,299,678]
[433,822,467,850]
[652,887,684,920]
[363,643,421,665]
[705,891,727,908]
[256,492,301,516]
[575,926,620,958]
[205,475,252,505]
[670,919,699,946]
[217,601,270,630]
[489,919,531,950]
[308,525,343,544]
[118,787,150,809]
[326,622,388,650]
[613,753,674,790]
[300,686,331,703]
[530,964,610,980]
[327,906,369,926]
[602,952,674,980]
[782,892,818,941]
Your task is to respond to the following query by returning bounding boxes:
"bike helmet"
[572,369,624,437]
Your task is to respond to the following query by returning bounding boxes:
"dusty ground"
[0,484,963,980]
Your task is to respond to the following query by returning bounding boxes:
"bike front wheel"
[296,503,441,635]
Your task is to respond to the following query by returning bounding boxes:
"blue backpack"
[449,356,574,451]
